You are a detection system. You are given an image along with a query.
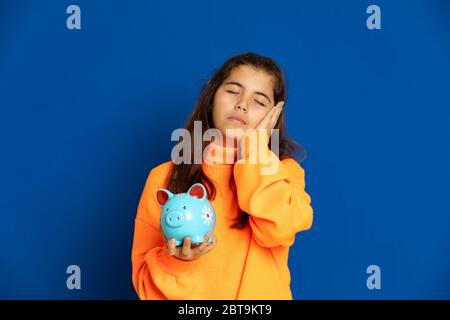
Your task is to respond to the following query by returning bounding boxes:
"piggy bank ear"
[187,183,206,200]
[156,189,174,207]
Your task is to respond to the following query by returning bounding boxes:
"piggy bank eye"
[183,206,187,210]
[166,208,169,212]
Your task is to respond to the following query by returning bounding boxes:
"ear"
[187,183,206,200]
[156,189,174,207]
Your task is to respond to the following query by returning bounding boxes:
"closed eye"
[255,100,266,107]
[226,90,238,94]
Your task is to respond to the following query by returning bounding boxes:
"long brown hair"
[165,52,305,228]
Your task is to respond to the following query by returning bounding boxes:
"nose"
[165,210,185,228]
[235,101,248,112]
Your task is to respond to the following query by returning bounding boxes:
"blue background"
[1,0,449,299]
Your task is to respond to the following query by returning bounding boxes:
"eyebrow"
[224,81,273,105]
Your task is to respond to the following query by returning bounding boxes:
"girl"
[131,52,314,300]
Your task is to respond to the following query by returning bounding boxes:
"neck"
[204,139,239,164]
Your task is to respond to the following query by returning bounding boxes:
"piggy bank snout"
[165,210,185,228]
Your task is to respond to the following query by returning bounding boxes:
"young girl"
[131,52,314,300]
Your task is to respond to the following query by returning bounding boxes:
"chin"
[224,130,245,142]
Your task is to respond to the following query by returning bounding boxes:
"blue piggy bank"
[157,183,215,246]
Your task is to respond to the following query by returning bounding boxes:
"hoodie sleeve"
[131,166,200,300]
[233,130,314,248]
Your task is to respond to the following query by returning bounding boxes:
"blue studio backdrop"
[1,0,449,299]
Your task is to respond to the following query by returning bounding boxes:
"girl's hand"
[166,232,217,261]
[255,100,284,132]
[238,101,284,153]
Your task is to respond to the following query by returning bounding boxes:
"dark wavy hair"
[165,52,305,228]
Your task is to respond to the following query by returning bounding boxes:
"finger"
[256,106,277,130]
[275,101,285,109]
[181,237,192,258]
[197,235,216,255]
[271,102,284,124]
[265,105,278,121]
[270,104,283,129]
[197,232,212,252]
[206,234,217,249]
[269,109,279,130]
[207,234,217,250]
[167,238,176,256]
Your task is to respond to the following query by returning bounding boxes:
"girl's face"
[212,65,275,140]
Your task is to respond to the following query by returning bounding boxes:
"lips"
[227,115,246,125]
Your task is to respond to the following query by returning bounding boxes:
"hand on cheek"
[237,101,284,158]
[255,100,284,132]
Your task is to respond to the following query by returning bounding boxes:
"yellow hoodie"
[131,131,314,299]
